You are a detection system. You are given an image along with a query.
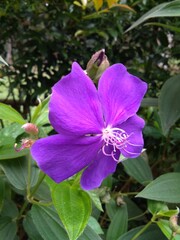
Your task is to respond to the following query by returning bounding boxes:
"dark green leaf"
[0,216,17,240]
[106,203,128,240]
[23,212,44,240]
[1,199,19,218]
[136,173,180,203]
[0,156,39,190]
[159,75,180,135]
[31,205,69,240]
[122,156,153,185]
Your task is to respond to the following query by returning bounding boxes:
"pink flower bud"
[22,123,38,135]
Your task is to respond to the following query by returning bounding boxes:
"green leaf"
[87,216,104,235]
[0,216,17,240]
[31,205,69,240]
[157,219,180,240]
[124,196,143,220]
[23,212,44,240]
[125,0,180,32]
[122,156,153,186]
[118,224,167,240]
[141,98,158,107]
[0,156,39,190]
[148,200,169,215]
[78,225,102,240]
[87,190,103,212]
[136,173,180,203]
[0,103,26,124]
[31,96,50,126]
[106,203,128,240]
[106,199,118,221]
[159,75,180,135]
[0,143,28,160]
[1,199,19,218]
[145,22,180,33]
[52,182,92,240]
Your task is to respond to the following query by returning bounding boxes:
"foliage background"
[0,0,180,240]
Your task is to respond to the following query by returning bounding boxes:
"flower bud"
[22,123,38,135]
[169,209,180,235]
[86,49,110,83]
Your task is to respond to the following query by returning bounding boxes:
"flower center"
[102,126,131,162]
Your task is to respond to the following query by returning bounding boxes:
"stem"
[27,154,32,196]
[132,220,152,240]
[17,172,46,220]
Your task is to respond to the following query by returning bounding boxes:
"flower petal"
[49,62,104,135]
[98,64,147,126]
[80,146,118,190]
[117,115,145,158]
[31,134,102,183]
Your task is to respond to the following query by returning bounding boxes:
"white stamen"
[101,126,142,162]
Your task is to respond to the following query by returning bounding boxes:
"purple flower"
[31,62,147,190]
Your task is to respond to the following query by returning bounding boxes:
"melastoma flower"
[31,62,147,190]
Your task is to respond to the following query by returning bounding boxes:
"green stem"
[27,153,32,196]
[132,220,152,240]
[17,172,46,220]
[132,214,157,240]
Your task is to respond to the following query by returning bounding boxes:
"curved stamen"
[102,126,141,161]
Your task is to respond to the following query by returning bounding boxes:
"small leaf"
[159,75,180,135]
[52,182,92,240]
[157,219,180,240]
[87,190,103,212]
[31,96,50,126]
[122,156,153,186]
[125,0,180,32]
[136,173,180,203]
[148,200,169,215]
[0,216,17,240]
[31,205,69,240]
[0,103,26,124]
[106,203,128,240]
[93,0,103,11]
[110,4,136,13]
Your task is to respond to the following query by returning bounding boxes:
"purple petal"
[80,146,118,190]
[116,115,145,158]
[98,64,147,126]
[31,134,102,183]
[49,62,104,135]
